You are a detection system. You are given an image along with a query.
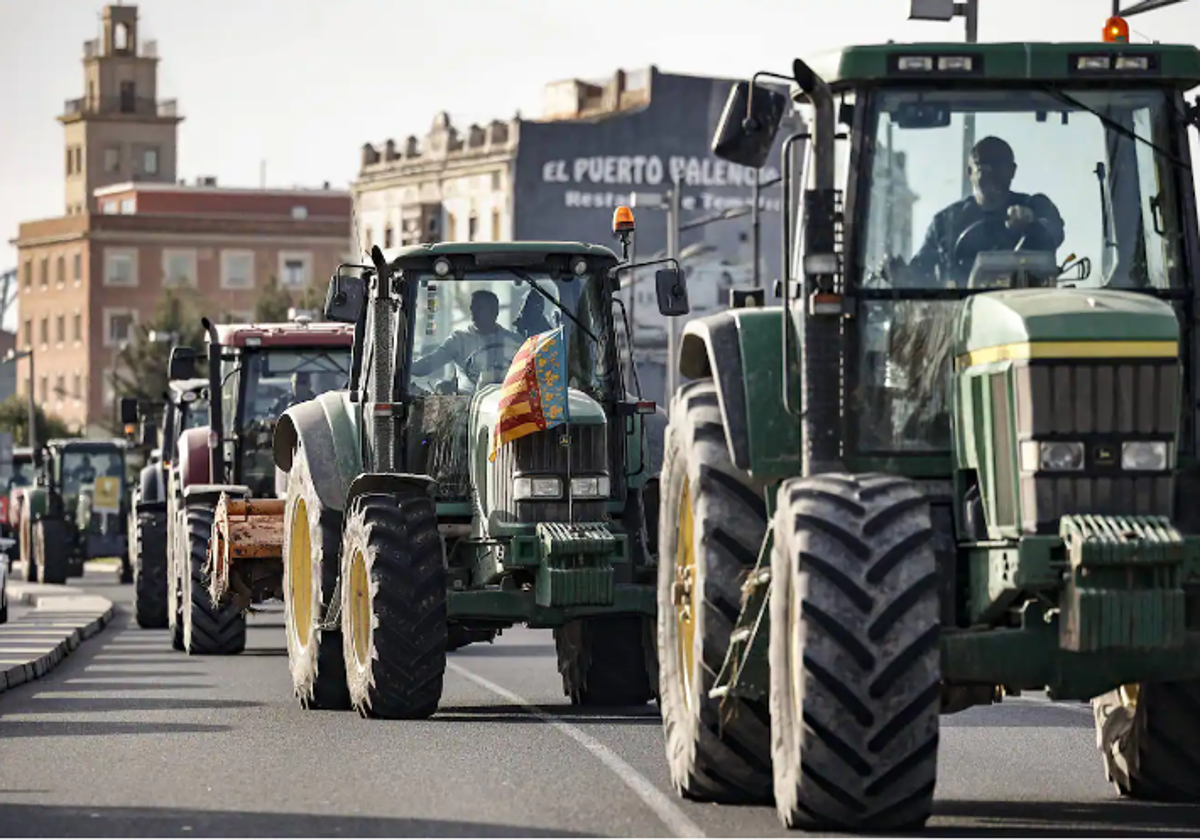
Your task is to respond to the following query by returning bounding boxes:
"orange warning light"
[612,206,635,235]
[123,423,136,436]
[1103,15,1129,43]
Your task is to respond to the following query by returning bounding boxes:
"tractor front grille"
[492,424,608,524]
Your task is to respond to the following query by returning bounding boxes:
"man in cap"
[412,289,524,386]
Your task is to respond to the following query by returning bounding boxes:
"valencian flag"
[489,326,570,462]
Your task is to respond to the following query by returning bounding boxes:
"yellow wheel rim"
[349,548,372,668]
[1119,683,1140,710]
[675,478,697,708]
[287,499,312,649]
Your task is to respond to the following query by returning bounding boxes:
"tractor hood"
[472,385,608,434]
[955,288,1179,366]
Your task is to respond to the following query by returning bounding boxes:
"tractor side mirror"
[118,396,139,425]
[656,268,690,317]
[324,273,366,324]
[139,418,155,448]
[167,346,198,381]
[712,80,789,169]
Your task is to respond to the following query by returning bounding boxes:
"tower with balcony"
[58,3,183,215]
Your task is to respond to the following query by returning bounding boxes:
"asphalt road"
[1,576,1198,838]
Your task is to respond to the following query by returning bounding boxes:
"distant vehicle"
[0,535,12,623]
[2,447,35,569]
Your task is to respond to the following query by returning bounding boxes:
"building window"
[143,147,159,175]
[278,252,312,289]
[104,249,137,286]
[384,226,394,249]
[163,249,197,287]
[73,374,82,399]
[22,318,31,347]
[73,313,82,342]
[66,148,74,176]
[39,376,48,403]
[56,255,66,285]
[104,309,136,347]
[54,375,65,401]
[492,210,501,241]
[120,198,136,214]
[468,215,478,242]
[39,317,48,346]
[55,315,65,345]
[291,206,308,220]
[73,252,82,282]
[446,214,457,241]
[104,146,120,173]
[220,250,255,289]
[102,201,118,214]
[22,261,31,289]
[39,258,48,287]
[74,147,82,174]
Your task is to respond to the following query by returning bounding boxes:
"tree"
[254,275,294,323]
[108,288,213,433]
[0,393,76,446]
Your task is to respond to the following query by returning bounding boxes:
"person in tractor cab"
[887,136,1066,288]
[411,289,524,387]
[70,454,97,485]
[269,372,317,415]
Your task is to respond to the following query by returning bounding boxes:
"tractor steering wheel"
[952,216,1029,279]
[462,342,515,380]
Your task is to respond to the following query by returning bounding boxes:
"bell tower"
[58,3,183,215]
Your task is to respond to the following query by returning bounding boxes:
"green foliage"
[0,393,76,446]
[253,275,325,323]
[108,288,213,432]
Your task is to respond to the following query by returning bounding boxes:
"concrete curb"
[0,573,115,696]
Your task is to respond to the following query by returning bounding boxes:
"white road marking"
[448,662,706,839]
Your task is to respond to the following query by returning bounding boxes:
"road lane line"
[447,662,706,839]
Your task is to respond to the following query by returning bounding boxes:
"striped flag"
[488,326,570,462]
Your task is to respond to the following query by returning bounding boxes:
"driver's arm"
[1025,194,1066,250]
[410,334,461,377]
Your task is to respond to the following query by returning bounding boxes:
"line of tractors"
[10,23,1197,835]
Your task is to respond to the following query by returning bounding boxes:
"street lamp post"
[2,348,37,458]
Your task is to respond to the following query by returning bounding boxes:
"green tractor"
[273,235,681,716]
[656,34,1200,832]
[22,439,129,584]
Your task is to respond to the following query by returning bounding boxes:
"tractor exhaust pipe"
[791,57,843,476]
[200,317,226,484]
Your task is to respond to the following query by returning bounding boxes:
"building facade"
[9,4,351,435]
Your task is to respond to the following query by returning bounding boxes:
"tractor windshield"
[853,85,1190,452]
[6,459,35,490]
[60,449,124,499]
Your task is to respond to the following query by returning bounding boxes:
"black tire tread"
[555,615,656,706]
[341,493,446,719]
[134,511,169,628]
[182,502,246,655]
[1095,680,1200,802]
[770,472,940,832]
[35,519,70,585]
[658,378,773,804]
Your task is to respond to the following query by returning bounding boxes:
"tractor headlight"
[1122,441,1169,471]
[513,476,562,500]
[570,476,610,499]
[1021,441,1085,471]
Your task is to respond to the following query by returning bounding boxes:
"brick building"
[9,4,351,435]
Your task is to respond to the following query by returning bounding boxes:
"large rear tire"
[770,473,941,832]
[167,505,185,651]
[341,492,446,719]
[554,615,656,706]
[181,500,246,655]
[1094,681,1200,801]
[134,511,169,629]
[284,452,351,710]
[657,379,773,804]
[35,519,70,585]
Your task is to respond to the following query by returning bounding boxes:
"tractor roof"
[381,241,620,266]
[13,447,32,459]
[48,438,127,451]
[805,41,1200,91]
[214,320,354,349]
[168,377,209,398]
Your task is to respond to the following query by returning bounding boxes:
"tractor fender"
[345,473,438,512]
[25,486,49,524]
[677,307,801,480]
[137,462,165,506]
[181,484,252,506]
[273,391,364,513]
[178,426,212,489]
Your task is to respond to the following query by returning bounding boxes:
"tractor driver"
[886,136,1066,288]
[269,372,317,415]
[411,290,524,387]
[70,454,97,485]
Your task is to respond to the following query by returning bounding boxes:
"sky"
[2,0,1199,330]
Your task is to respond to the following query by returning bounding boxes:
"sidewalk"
[0,570,116,696]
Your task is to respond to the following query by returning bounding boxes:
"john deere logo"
[1094,445,1116,465]
[559,434,571,447]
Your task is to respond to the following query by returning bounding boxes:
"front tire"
[181,500,246,655]
[770,473,941,832]
[35,519,70,585]
[284,452,351,710]
[657,379,773,804]
[134,511,169,629]
[554,615,656,706]
[341,492,446,719]
[1094,681,1200,801]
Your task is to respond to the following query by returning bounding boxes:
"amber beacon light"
[612,205,636,235]
[1104,15,1130,43]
